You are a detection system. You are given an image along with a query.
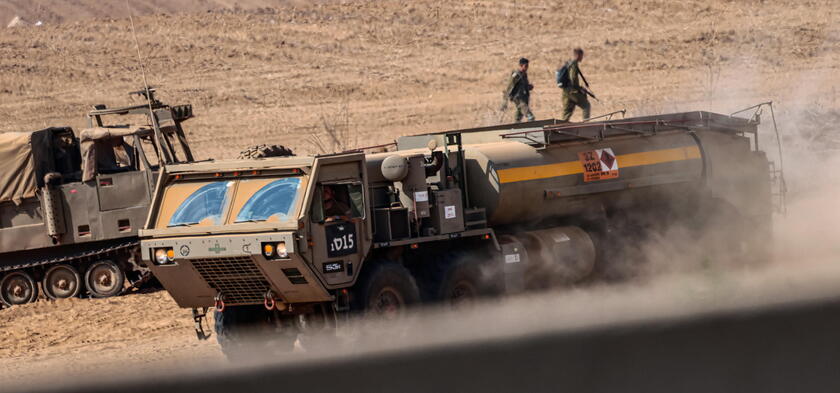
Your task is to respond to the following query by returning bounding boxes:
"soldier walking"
[557,48,592,121]
[504,57,535,123]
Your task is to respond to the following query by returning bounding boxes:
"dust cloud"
[225,101,840,365]
[9,74,840,393]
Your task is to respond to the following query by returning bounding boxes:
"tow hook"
[192,307,211,340]
[264,290,286,311]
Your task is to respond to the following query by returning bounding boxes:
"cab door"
[305,154,371,287]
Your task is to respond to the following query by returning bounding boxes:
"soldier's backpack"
[556,61,571,88]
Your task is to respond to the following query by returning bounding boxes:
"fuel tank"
[464,131,704,226]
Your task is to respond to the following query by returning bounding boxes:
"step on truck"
[0,89,195,307]
[139,110,781,358]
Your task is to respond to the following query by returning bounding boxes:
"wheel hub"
[450,280,477,305]
[97,272,112,287]
[11,284,23,297]
[373,287,404,318]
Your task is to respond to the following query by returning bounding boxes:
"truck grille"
[191,256,270,305]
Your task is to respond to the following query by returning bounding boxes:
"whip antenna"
[125,1,172,164]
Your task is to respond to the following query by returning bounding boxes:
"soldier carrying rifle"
[503,57,535,123]
[557,48,597,121]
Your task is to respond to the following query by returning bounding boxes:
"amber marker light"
[263,243,274,257]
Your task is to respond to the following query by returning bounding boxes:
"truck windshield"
[235,178,302,223]
[168,181,233,227]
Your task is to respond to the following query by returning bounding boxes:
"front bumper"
[142,233,332,308]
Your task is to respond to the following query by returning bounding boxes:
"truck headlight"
[276,242,288,258]
[262,242,289,259]
[154,248,175,265]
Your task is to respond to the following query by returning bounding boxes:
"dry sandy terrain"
[0,292,224,387]
[0,0,838,389]
[1,0,837,159]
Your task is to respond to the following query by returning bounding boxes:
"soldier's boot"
[525,111,536,122]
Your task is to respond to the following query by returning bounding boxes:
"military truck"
[139,111,780,356]
[0,89,195,307]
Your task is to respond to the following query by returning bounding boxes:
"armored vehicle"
[139,111,781,356]
[0,89,195,307]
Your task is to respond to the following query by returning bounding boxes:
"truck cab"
[140,153,382,308]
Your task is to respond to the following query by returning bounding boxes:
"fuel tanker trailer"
[139,110,779,357]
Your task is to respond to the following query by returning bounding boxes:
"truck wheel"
[214,305,298,361]
[0,271,39,306]
[437,259,496,305]
[353,262,420,319]
[42,264,82,300]
[85,260,125,298]
[297,304,337,352]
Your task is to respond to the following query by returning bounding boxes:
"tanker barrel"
[463,130,705,227]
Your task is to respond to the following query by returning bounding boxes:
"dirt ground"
[1,0,838,159]
[0,0,838,388]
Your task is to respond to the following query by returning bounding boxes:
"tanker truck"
[139,110,779,357]
[0,89,196,307]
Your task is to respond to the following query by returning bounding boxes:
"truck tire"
[214,305,298,361]
[0,271,39,306]
[85,260,125,298]
[437,258,500,305]
[352,261,420,318]
[42,264,82,300]
[238,144,294,159]
[297,304,337,352]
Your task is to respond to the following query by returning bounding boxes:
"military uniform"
[561,60,591,121]
[505,70,535,123]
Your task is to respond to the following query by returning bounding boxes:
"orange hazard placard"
[578,148,619,182]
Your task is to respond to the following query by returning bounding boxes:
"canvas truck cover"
[79,127,143,182]
[0,132,39,204]
[0,128,73,205]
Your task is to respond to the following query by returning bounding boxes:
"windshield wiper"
[235,219,266,224]
[168,222,199,228]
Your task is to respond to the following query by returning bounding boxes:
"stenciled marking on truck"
[578,148,619,182]
[496,146,701,184]
[323,261,344,273]
[326,223,357,258]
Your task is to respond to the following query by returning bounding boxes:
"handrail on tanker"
[500,119,693,146]
[582,109,627,123]
[343,141,398,153]
[730,101,787,215]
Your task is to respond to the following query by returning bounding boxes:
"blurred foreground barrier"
[28,295,840,393]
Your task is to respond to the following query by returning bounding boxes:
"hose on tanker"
[686,130,708,183]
